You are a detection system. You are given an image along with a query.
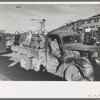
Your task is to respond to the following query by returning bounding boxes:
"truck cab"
[45,29,95,81]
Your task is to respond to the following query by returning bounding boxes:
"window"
[94,19,99,23]
[84,26,88,29]
[48,34,62,57]
[90,26,95,28]
[87,20,91,23]
[82,21,85,24]
[93,26,95,28]
[63,35,81,44]
[90,26,92,28]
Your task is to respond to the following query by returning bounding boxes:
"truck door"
[48,35,62,59]
[46,34,63,73]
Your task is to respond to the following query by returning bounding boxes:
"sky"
[0,4,100,33]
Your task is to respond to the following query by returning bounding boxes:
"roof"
[48,28,79,38]
[74,19,82,23]
[89,14,100,19]
[73,14,100,24]
[78,15,100,22]
[83,17,100,21]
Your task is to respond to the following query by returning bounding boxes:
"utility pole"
[31,18,46,34]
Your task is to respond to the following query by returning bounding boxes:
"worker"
[22,30,33,47]
[14,31,20,46]
[20,32,27,44]
[39,34,45,49]
[25,30,33,45]
[29,34,40,49]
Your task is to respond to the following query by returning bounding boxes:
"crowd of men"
[13,30,46,50]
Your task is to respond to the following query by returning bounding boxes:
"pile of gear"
[11,30,46,71]
[20,30,45,49]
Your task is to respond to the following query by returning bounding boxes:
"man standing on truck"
[14,31,20,46]
[22,30,33,47]
[29,34,40,49]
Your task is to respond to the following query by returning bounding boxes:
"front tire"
[64,64,85,81]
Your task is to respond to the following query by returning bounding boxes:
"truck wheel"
[64,64,84,81]
[20,54,30,70]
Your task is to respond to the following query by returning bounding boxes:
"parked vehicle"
[0,32,6,53]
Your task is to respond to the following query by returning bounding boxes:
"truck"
[10,26,100,81]
[45,29,96,81]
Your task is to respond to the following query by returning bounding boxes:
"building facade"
[73,14,100,31]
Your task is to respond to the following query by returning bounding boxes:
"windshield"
[63,35,81,44]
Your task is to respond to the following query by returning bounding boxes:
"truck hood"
[65,43,100,52]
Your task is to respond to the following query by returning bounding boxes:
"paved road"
[0,49,100,81]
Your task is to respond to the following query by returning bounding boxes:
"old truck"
[45,29,96,81]
[10,27,100,81]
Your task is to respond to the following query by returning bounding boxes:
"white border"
[0,81,100,98]
[0,2,99,4]
[0,2,100,98]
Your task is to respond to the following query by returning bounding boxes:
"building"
[49,14,100,36]
[74,14,100,31]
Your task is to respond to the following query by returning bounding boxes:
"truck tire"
[20,54,30,70]
[64,64,85,81]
